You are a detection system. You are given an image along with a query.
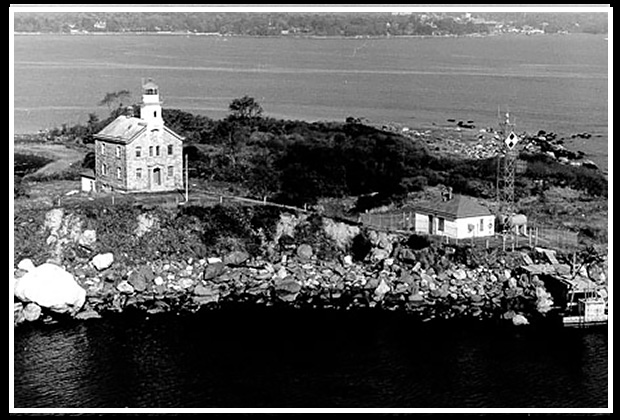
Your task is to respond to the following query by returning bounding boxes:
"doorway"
[153,167,162,186]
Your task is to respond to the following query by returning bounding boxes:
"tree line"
[14,12,607,36]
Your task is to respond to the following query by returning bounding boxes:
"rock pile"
[14,240,560,327]
[15,208,605,327]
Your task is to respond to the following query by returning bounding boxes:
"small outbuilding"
[80,169,96,193]
[413,191,495,239]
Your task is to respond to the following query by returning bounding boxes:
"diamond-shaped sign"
[505,131,520,150]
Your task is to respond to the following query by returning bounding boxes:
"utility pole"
[184,153,189,203]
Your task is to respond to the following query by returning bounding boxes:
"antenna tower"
[497,110,519,222]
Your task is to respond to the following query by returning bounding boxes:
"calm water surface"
[13,33,608,169]
[13,307,608,408]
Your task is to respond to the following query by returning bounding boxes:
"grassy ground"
[13,141,88,177]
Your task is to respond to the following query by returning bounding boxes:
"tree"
[98,90,132,111]
[228,95,263,120]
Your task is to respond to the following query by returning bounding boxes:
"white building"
[413,193,495,239]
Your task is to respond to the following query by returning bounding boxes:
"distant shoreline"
[13,31,602,39]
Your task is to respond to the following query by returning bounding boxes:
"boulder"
[14,263,86,314]
[408,292,425,304]
[75,308,102,320]
[17,259,36,272]
[203,262,225,281]
[502,310,516,320]
[452,269,467,281]
[128,266,155,292]
[342,255,353,266]
[512,314,529,326]
[274,277,302,302]
[223,251,250,266]
[14,302,25,325]
[193,283,220,304]
[116,280,135,294]
[177,278,195,289]
[78,229,97,248]
[92,253,114,271]
[370,248,390,262]
[377,233,392,252]
[398,248,416,264]
[296,244,313,260]
[23,302,42,322]
[373,278,391,301]
[535,286,554,314]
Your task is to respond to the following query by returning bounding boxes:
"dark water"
[13,307,608,409]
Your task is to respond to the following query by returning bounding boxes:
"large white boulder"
[14,263,86,314]
[91,253,114,271]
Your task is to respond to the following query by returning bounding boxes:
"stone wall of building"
[95,140,127,191]
[124,129,183,193]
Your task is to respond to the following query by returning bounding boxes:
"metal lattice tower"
[497,111,519,220]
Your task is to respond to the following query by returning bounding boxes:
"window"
[116,146,121,158]
[116,167,122,179]
[438,217,445,232]
[480,218,484,232]
[101,143,106,155]
[167,166,174,178]
[135,146,141,158]
[167,144,173,155]
[101,163,107,176]
[149,146,153,157]
[156,146,160,156]
[154,111,157,118]
[136,168,142,179]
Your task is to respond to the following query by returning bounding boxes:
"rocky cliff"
[12,204,607,327]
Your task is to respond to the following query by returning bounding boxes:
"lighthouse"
[140,78,164,128]
[89,79,185,194]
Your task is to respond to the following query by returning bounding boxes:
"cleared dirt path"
[14,143,87,176]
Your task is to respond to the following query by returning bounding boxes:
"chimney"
[124,105,134,117]
[443,186,453,201]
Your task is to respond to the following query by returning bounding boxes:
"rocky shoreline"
[13,205,608,328]
[12,227,571,328]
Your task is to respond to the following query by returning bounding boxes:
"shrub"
[407,234,431,250]
[351,231,372,261]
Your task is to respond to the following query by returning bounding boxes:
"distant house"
[413,191,495,239]
[85,79,184,193]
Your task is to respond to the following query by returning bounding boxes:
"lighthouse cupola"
[140,78,163,127]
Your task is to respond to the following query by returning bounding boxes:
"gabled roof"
[414,194,492,219]
[94,115,184,144]
[94,116,147,144]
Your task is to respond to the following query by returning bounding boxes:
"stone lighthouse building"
[92,79,184,193]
